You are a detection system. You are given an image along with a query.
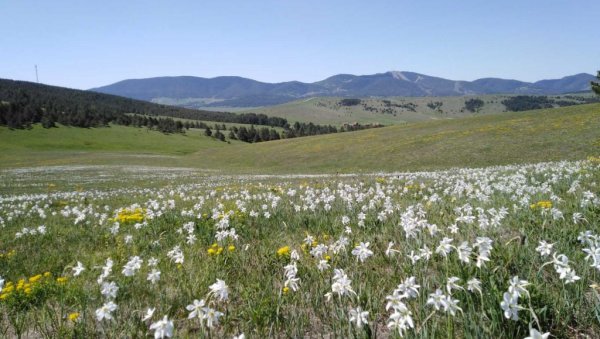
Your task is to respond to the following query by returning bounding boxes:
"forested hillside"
[0,79,289,131]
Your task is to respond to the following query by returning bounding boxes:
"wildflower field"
[1,159,600,338]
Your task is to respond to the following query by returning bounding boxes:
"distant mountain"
[90,72,596,107]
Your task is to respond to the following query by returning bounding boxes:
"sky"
[1,0,598,90]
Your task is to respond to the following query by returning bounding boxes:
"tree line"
[182,120,381,143]
[228,121,357,143]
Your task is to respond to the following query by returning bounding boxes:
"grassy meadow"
[237,94,598,125]
[240,96,504,125]
[199,103,600,173]
[1,103,600,338]
[1,104,599,172]
[0,159,599,338]
[0,124,237,169]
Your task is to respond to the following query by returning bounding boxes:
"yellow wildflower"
[277,246,290,257]
[531,200,552,209]
[29,274,42,283]
[68,312,80,321]
[588,155,600,163]
[113,207,146,223]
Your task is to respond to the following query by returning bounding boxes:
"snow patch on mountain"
[390,71,410,81]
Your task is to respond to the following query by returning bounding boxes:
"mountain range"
[90,71,596,108]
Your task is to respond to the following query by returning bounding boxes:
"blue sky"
[1,0,598,89]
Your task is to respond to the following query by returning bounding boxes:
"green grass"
[0,124,237,168]
[1,104,599,172]
[1,101,600,338]
[198,103,600,173]
[0,159,599,337]
[239,94,597,125]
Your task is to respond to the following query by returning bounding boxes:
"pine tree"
[237,127,248,142]
[592,71,600,95]
[214,130,225,142]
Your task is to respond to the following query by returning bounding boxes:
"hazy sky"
[1,0,598,89]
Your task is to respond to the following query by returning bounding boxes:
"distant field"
[0,124,236,168]
[1,104,599,172]
[238,94,597,125]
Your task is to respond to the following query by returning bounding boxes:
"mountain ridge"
[90,71,596,108]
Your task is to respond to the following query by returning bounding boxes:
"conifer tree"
[592,71,600,95]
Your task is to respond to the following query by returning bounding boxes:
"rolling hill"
[2,103,599,173]
[90,72,596,108]
[0,124,238,169]
[238,94,599,125]
[197,103,600,172]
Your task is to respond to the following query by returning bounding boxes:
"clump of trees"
[383,100,417,112]
[427,101,443,112]
[502,94,600,112]
[501,96,555,112]
[116,115,184,133]
[464,98,484,112]
[339,99,362,106]
[225,121,381,143]
[228,126,281,143]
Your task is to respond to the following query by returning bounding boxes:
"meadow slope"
[0,125,236,168]
[1,104,599,173]
[238,96,508,125]
[200,103,600,173]
[237,95,599,125]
